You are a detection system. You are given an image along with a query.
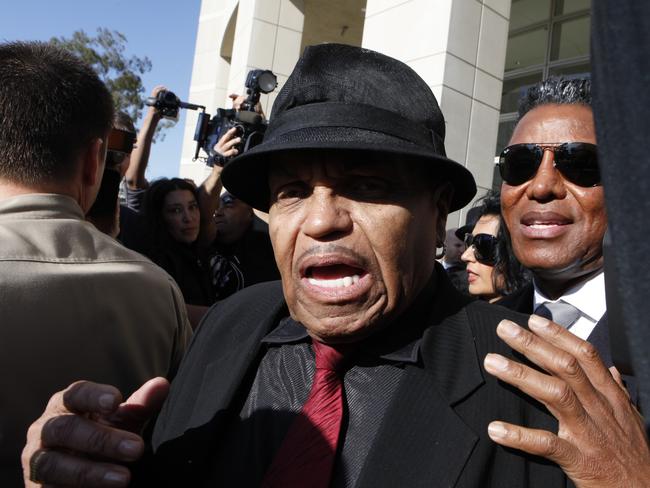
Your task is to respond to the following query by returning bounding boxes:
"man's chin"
[527,254,604,296]
[291,302,389,344]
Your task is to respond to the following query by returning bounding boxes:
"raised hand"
[213,126,241,160]
[484,315,650,488]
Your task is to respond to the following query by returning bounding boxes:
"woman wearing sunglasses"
[460,191,530,303]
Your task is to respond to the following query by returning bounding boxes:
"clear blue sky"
[0,0,202,180]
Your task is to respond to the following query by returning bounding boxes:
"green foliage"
[49,28,152,123]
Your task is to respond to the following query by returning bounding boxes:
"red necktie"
[261,340,347,488]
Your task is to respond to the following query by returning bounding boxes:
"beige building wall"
[363,0,511,228]
[181,0,512,229]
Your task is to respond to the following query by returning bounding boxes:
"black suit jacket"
[145,271,568,487]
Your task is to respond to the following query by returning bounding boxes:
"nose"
[525,148,567,201]
[461,245,475,264]
[301,186,353,241]
[182,208,193,222]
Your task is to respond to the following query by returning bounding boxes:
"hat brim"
[221,129,477,213]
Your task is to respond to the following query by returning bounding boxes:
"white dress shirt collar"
[533,270,606,340]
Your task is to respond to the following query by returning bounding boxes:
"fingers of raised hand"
[527,315,628,401]
[151,85,167,96]
[484,353,589,424]
[41,414,144,462]
[487,421,578,468]
[525,316,638,430]
[229,93,246,110]
[26,448,131,488]
[215,128,240,157]
[21,382,139,487]
[59,381,123,416]
[107,377,170,432]
[494,320,604,409]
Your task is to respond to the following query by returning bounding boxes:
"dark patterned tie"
[534,300,582,329]
[261,340,347,488]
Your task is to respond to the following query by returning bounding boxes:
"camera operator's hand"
[214,127,241,159]
[229,92,264,117]
[125,85,167,191]
[22,378,169,487]
[147,85,168,120]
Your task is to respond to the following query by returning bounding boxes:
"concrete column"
[180,0,305,182]
[179,0,240,182]
[362,0,511,228]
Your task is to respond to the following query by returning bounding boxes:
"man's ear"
[81,137,106,187]
[431,182,454,246]
[78,137,107,213]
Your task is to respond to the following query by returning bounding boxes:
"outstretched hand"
[484,315,650,488]
[22,377,169,487]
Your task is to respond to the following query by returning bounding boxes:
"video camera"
[145,69,278,166]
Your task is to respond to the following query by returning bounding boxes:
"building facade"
[179,0,590,226]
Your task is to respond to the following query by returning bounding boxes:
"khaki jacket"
[0,193,192,484]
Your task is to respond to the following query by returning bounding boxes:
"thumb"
[107,377,170,432]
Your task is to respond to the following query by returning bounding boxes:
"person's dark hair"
[114,111,136,134]
[518,76,591,120]
[0,41,114,185]
[142,178,199,245]
[473,190,530,296]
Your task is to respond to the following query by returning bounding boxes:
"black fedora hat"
[221,43,477,212]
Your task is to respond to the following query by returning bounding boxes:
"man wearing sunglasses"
[492,77,650,479]
[498,77,610,359]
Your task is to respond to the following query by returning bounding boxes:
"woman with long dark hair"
[460,190,529,303]
[141,178,213,309]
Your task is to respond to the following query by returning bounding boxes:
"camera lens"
[257,71,277,93]
[162,91,178,103]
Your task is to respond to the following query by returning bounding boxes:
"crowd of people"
[0,38,648,488]
[86,86,281,327]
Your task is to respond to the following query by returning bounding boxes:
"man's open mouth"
[305,263,365,289]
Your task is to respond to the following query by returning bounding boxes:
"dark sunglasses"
[464,233,498,264]
[108,128,136,154]
[497,142,600,187]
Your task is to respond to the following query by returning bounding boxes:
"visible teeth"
[529,223,558,228]
[308,274,361,288]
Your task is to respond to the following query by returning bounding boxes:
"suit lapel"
[586,312,612,366]
[357,271,484,488]
[499,283,534,314]
[187,302,288,432]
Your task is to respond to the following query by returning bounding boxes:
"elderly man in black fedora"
[22,44,649,488]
